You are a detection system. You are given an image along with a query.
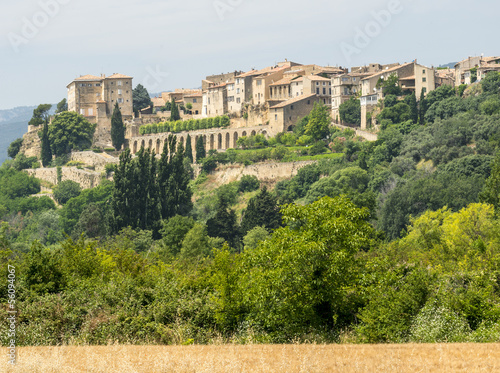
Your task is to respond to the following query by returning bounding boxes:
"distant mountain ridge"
[438,62,457,69]
[0,105,55,165]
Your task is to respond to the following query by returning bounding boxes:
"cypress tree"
[408,92,418,124]
[112,148,135,231]
[111,102,125,150]
[241,186,282,235]
[206,198,240,248]
[40,119,52,167]
[170,98,181,121]
[185,134,193,163]
[418,88,427,125]
[195,136,206,162]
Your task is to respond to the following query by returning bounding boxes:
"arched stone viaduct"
[128,125,270,156]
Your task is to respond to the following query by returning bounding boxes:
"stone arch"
[225,132,230,149]
[251,130,256,136]
[287,125,293,132]
[141,140,145,150]
[203,135,207,151]
[156,139,160,154]
[233,132,238,148]
[133,141,137,154]
[210,134,215,150]
[148,139,153,150]
[217,133,222,149]
[179,136,184,146]
[262,130,268,136]
[242,131,247,137]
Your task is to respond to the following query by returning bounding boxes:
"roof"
[74,74,102,81]
[361,62,411,81]
[304,75,331,82]
[269,93,316,109]
[107,73,133,79]
[151,97,166,106]
[269,77,293,86]
[184,93,203,97]
[399,75,416,80]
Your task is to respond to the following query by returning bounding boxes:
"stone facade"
[26,167,104,190]
[359,61,436,129]
[269,94,320,132]
[67,73,134,146]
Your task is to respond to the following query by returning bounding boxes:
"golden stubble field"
[2,343,500,373]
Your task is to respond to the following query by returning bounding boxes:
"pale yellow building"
[67,73,134,118]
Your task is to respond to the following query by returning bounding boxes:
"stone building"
[269,94,322,133]
[331,72,373,123]
[67,73,133,118]
[454,56,500,85]
[67,73,133,145]
[359,61,436,129]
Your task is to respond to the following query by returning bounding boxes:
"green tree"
[132,84,152,114]
[7,138,23,159]
[40,120,52,166]
[242,226,269,251]
[195,136,206,162]
[28,104,52,127]
[305,102,331,141]
[24,242,64,294]
[377,74,402,96]
[479,152,500,211]
[48,112,96,157]
[53,180,82,205]
[405,92,418,124]
[160,215,195,256]
[111,102,125,151]
[238,175,260,193]
[55,99,68,114]
[240,196,374,339]
[170,98,181,122]
[74,203,106,238]
[418,88,427,125]
[185,134,193,163]
[180,223,211,259]
[241,187,282,235]
[339,97,361,126]
[206,199,240,249]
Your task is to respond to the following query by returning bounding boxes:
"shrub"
[238,175,260,193]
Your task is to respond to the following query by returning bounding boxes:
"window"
[275,114,278,121]
[257,80,262,86]
[118,81,123,86]
[422,77,426,82]
[96,83,101,87]
[118,89,122,95]
[80,83,85,87]
[307,100,310,104]
[88,108,94,116]
[88,84,92,87]
[80,108,85,115]
[236,88,240,94]
[193,98,197,103]
[422,69,426,74]
[316,88,320,94]
[323,82,326,86]
[323,88,326,95]
[329,88,332,95]
[291,105,294,110]
[236,98,241,103]
[118,98,124,103]
[316,82,319,86]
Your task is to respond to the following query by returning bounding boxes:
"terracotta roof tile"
[107,73,133,79]
[74,74,102,81]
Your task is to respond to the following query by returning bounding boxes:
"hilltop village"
[16,55,500,187]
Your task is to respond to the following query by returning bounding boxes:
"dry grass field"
[2,343,500,373]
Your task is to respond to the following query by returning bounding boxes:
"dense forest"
[1,72,500,345]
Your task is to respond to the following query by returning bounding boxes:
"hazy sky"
[0,0,498,110]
